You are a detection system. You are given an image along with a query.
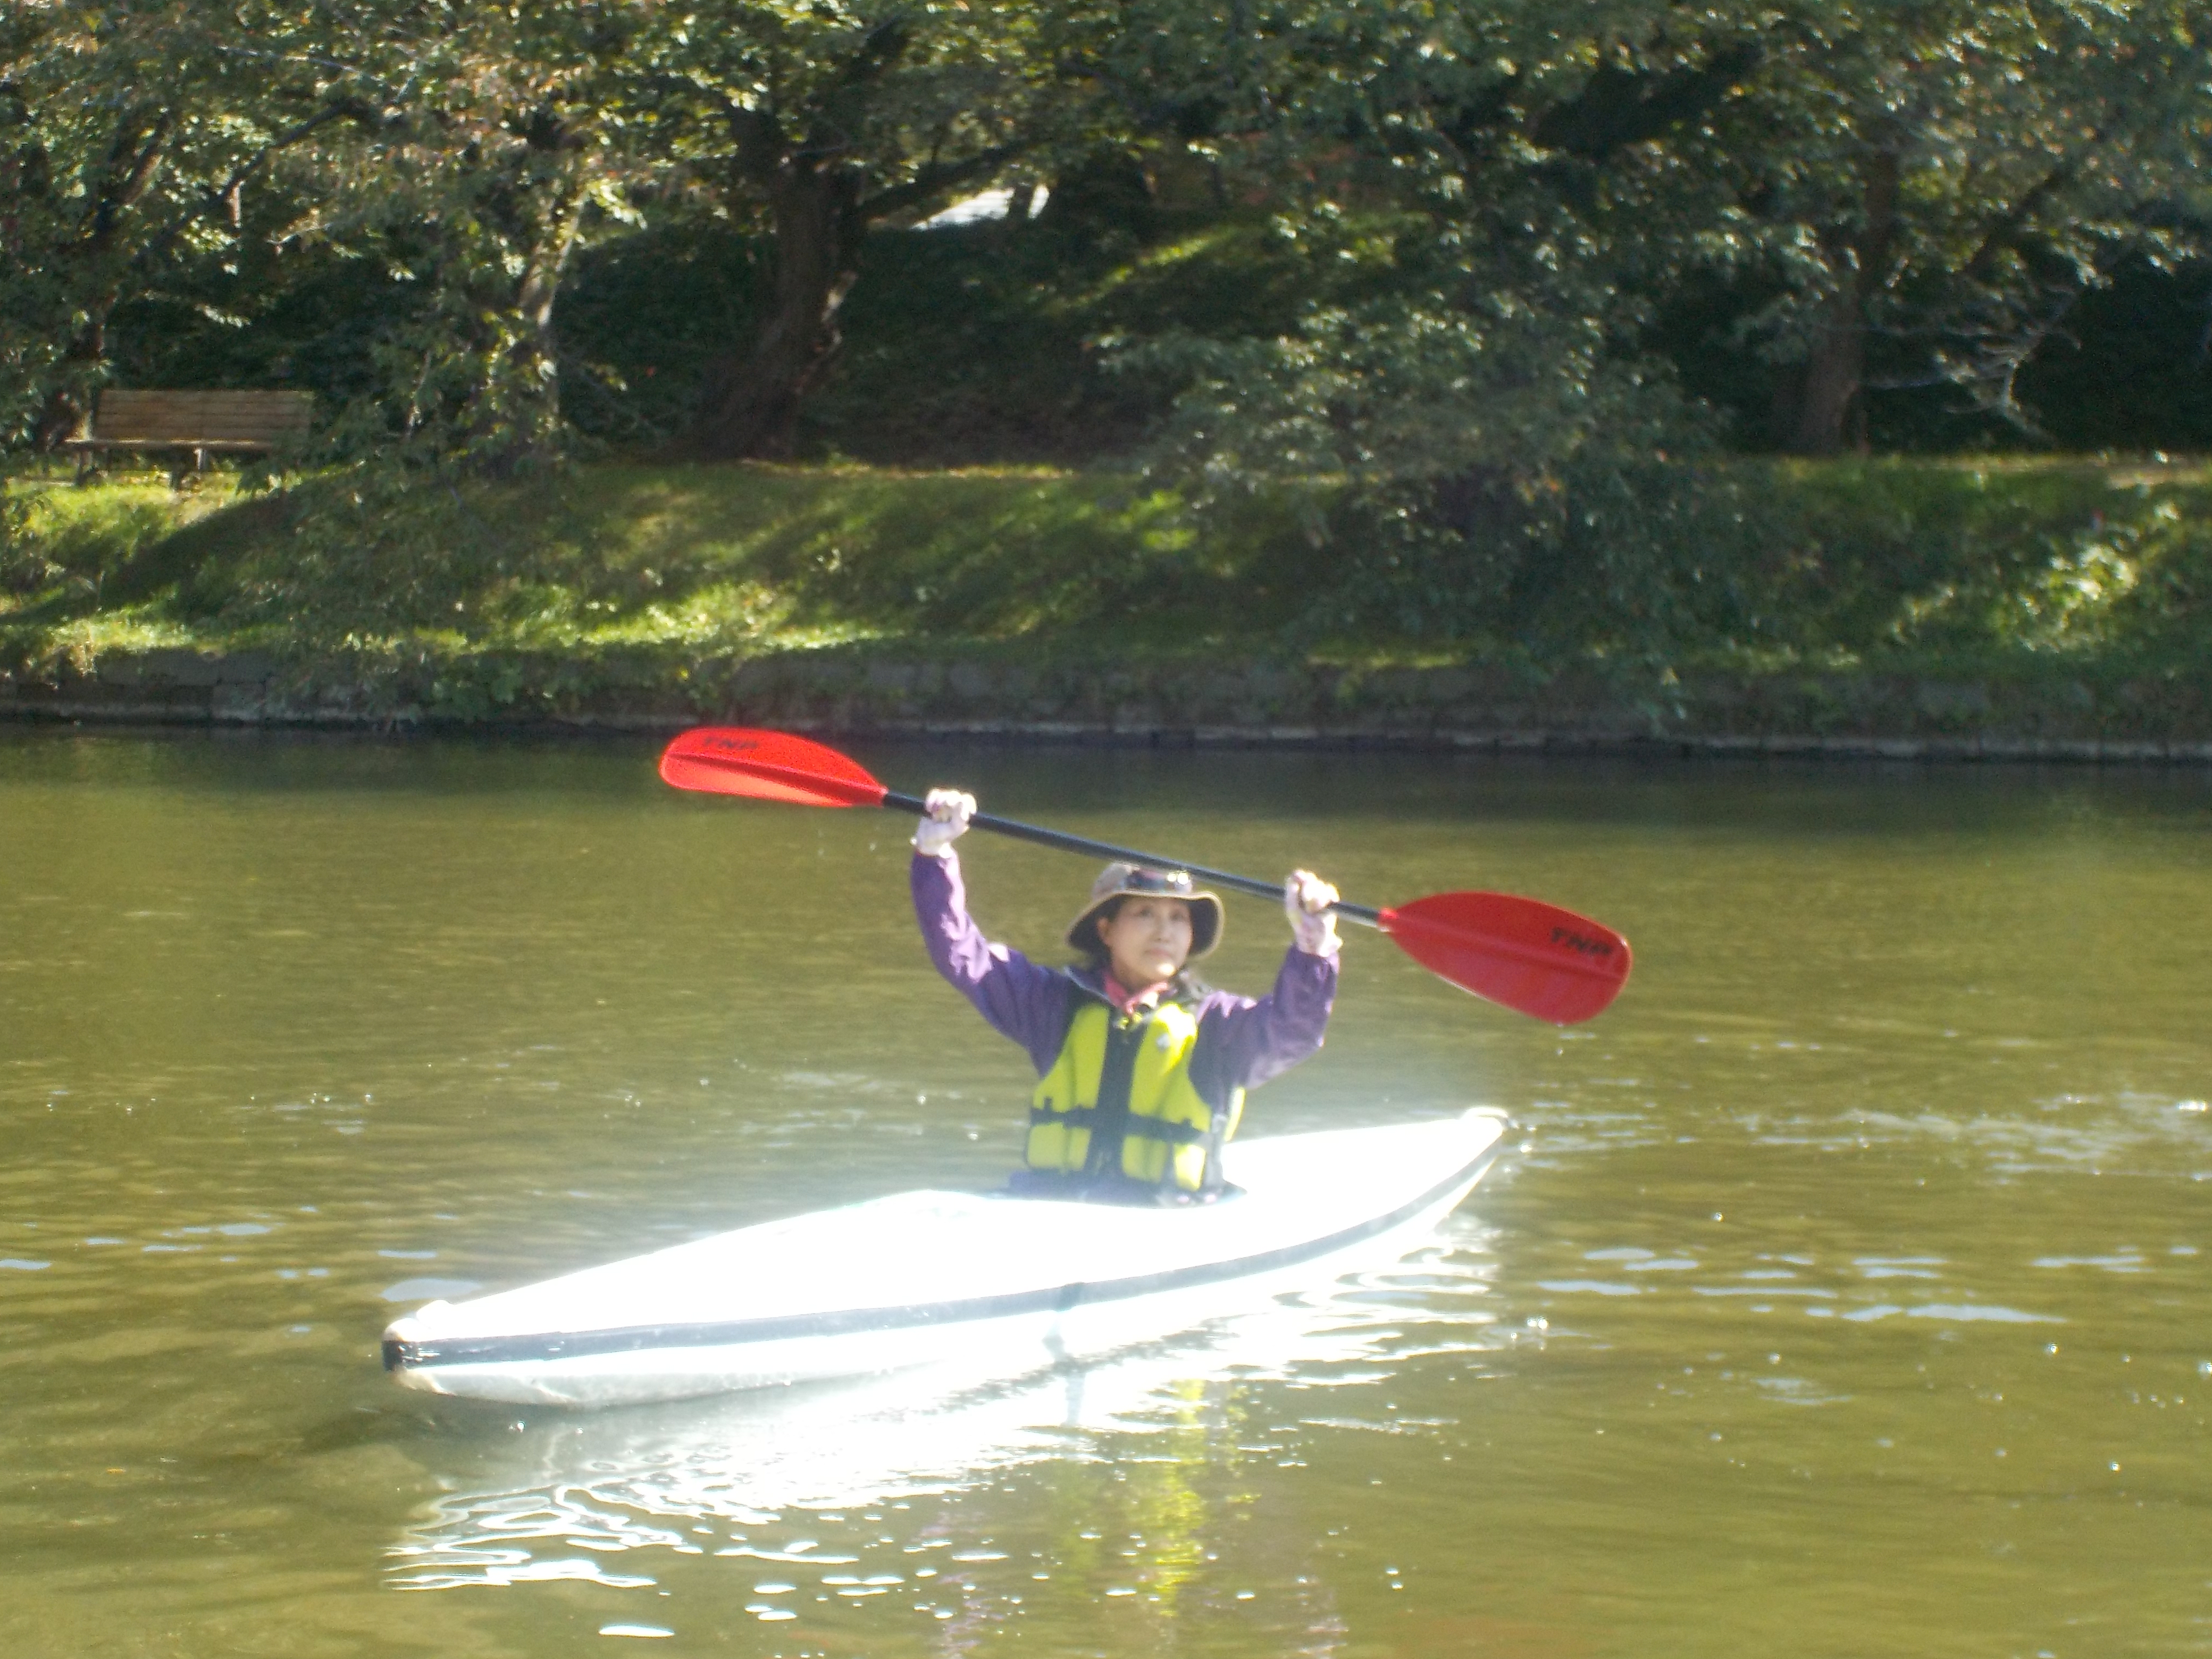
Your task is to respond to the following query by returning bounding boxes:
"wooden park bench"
[66,389,314,485]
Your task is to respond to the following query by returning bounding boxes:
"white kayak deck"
[384,1111,1505,1407]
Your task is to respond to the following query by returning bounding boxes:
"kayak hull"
[384,1110,1506,1409]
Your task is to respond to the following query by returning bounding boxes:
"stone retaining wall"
[7,647,2212,763]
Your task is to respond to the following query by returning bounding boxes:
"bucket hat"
[1065,862,1224,959]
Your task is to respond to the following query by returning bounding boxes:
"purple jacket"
[911,850,1336,1110]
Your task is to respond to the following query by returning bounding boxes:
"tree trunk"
[32,317,108,452]
[1774,147,1899,455]
[686,14,1021,460]
[692,162,863,460]
[491,169,591,464]
[30,113,172,453]
[1786,300,1867,455]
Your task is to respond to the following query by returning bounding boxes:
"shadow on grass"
[4,464,1327,674]
[584,466,1324,644]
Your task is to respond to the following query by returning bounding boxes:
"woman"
[910,787,1340,1204]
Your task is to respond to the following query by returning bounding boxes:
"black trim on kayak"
[384,1134,1502,1374]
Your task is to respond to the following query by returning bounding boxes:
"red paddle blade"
[1378,891,1631,1024]
[658,727,889,809]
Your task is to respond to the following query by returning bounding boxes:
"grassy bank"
[4,456,2210,743]
[0,458,1318,676]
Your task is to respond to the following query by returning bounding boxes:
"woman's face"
[1096,896,1193,989]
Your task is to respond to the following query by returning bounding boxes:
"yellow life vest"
[1027,996,1245,1193]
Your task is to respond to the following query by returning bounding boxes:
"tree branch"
[90,112,174,246]
[1959,140,2098,285]
[796,16,917,164]
[204,96,384,217]
[127,95,389,276]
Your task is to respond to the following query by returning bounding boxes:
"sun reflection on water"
[385,1228,1505,1598]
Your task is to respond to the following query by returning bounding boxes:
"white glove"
[912,788,976,857]
[1285,868,1340,957]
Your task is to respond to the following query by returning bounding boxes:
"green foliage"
[1130,282,1728,655]
[12,0,2210,478]
[108,243,431,415]
[552,224,765,449]
[655,0,1078,187]
[301,5,668,470]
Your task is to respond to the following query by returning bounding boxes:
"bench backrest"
[93,390,315,444]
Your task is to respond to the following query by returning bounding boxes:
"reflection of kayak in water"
[382,1111,1506,1409]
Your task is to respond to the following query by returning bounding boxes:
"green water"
[2,730,2208,1658]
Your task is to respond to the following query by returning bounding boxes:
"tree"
[299,3,657,466]
[654,2,1091,458]
[1119,1,1768,643]
[0,1,390,451]
[1669,2,2212,451]
[1128,0,2212,529]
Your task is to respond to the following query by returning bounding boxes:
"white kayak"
[382,1110,1507,1409]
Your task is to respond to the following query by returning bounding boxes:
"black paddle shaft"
[879,789,1384,928]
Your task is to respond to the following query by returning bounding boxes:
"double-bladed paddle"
[658,726,1632,1024]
